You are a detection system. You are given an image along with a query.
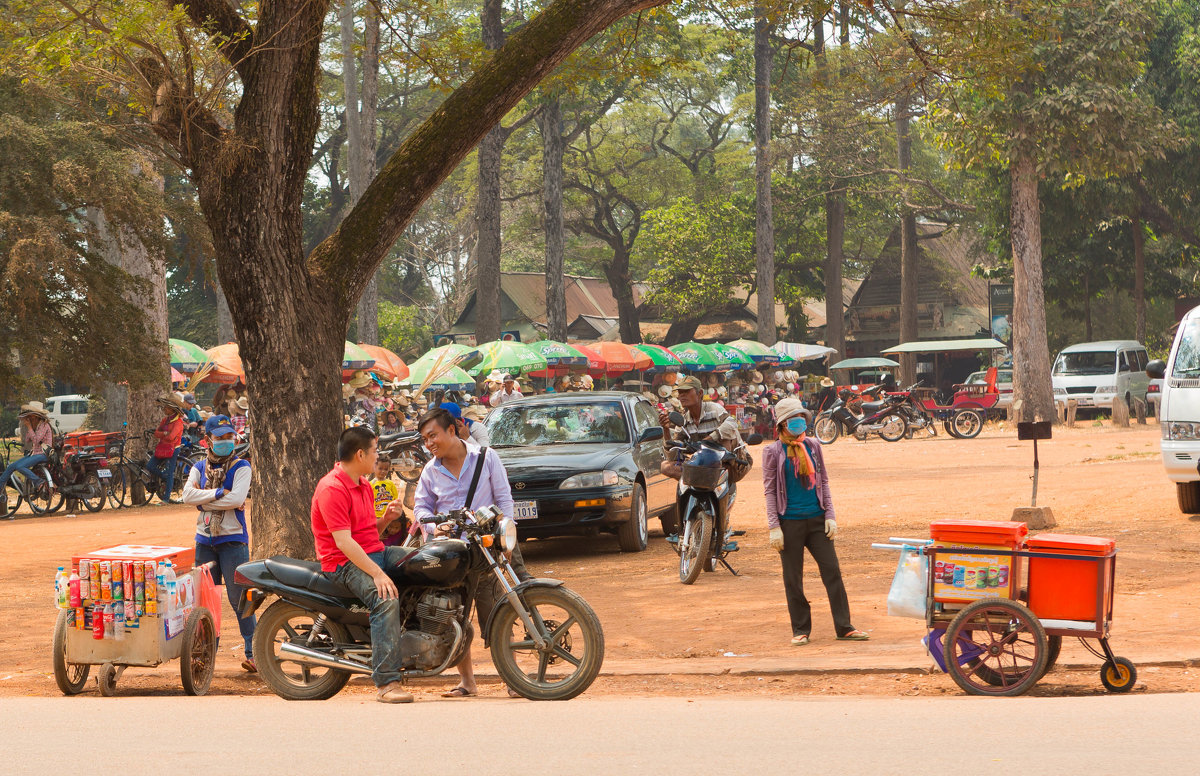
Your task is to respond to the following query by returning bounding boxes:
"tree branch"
[176,0,255,77]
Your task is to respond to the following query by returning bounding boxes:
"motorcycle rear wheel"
[679,509,713,585]
[813,415,840,444]
[489,586,605,701]
[26,466,62,515]
[877,414,908,442]
[79,472,106,513]
[254,601,353,701]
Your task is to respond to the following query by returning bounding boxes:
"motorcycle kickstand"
[717,555,740,576]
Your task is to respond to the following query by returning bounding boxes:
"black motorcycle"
[378,429,430,484]
[812,386,909,444]
[664,411,763,585]
[37,437,111,513]
[235,505,604,701]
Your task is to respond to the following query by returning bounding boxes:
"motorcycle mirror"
[745,433,764,446]
[667,411,686,428]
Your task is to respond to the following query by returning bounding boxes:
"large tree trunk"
[541,98,568,342]
[88,202,170,445]
[818,15,845,356]
[474,0,507,345]
[343,0,381,345]
[215,282,235,345]
[896,92,919,386]
[1010,151,1057,423]
[753,6,776,346]
[1133,211,1146,343]
[602,249,642,344]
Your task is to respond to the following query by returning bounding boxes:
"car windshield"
[1172,319,1200,375]
[488,402,629,446]
[1053,351,1115,376]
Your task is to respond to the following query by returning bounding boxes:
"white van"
[1150,306,1200,512]
[44,394,90,433]
[1051,340,1150,411]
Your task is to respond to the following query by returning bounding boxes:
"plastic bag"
[886,546,928,619]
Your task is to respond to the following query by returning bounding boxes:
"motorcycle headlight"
[498,517,518,552]
[559,470,619,489]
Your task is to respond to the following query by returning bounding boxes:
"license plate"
[97,469,111,478]
[513,500,538,521]
[1076,398,1092,406]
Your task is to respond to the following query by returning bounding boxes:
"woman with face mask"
[761,398,869,646]
[182,415,259,671]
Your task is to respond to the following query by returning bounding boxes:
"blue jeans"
[147,454,177,498]
[331,547,410,687]
[2,454,47,490]
[195,541,257,659]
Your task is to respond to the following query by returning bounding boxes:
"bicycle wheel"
[105,465,128,509]
[26,465,63,515]
[1,482,21,519]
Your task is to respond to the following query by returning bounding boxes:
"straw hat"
[657,385,672,399]
[236,396,250,411]
[18,400,49,419]
[347,371,372,390]
[157,393,188,413]
[820,377,835,388]
[395,394,411,408]
[668,397,683,411]
[706,374,720,388]
[464,404,488,422]
[751,370,764,384]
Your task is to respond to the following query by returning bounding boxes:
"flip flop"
[241,659,257,673]
[837,630,870,641]
[441,686,476,698]
[790,635,810,647]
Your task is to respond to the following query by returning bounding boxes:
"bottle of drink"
[92,603,104,640]
[113,603,125,641]
[103,603,114,639]
[68,569,81,609]
[55,567,67,609]
[163,562,178,634]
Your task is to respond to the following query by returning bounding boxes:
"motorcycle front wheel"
[489,586,605,701]
[254,600,353,701]
[877,414,908,442]
[26,466,63,515]
[813,415,840,444]
[678,509,713,585]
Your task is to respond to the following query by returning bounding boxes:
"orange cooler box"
[1026,534,1115,622]
[929,520,1028,604]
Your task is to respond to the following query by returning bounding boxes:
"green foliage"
[378,301,433,358]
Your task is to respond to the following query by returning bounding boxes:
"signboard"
[988,284,1013,348]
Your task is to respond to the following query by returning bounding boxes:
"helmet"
[682,445,726,490]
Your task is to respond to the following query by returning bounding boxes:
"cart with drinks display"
[52,545,221,697]
[877,520,1135,697]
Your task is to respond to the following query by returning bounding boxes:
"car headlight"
[1166,422,1200,441]
[559,470,619,489]
[498,517,517,552]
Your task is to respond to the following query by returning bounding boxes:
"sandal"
[241,658,257,673]
[837,629,870,641]
[790,635,810,647]
[441,686,476,698]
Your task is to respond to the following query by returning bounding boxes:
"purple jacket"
[762,438,835,529]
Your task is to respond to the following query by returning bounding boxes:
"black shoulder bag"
[463,447,488,510]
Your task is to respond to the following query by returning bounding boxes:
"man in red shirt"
[147,394,186,503]
[311,426,410,703]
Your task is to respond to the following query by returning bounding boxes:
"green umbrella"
[829,357,900,370]
[711,343,756,369]
[726,339,783,365]
[405,361,477,392]
[633,343,683,372]
[527,339,588,368]
[342,341,375,371]
[468,340,548,377]
[412,343,480,371]
[169,338,210,373]
[669,342,726,372]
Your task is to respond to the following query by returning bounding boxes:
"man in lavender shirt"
[414,407,530,698]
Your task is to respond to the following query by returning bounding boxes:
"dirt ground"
[5,420,1200,699]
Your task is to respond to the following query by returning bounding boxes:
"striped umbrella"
[633,343,683,373]
[169,338,209,373]
[726,339,783,365]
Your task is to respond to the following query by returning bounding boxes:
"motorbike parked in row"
[236,505,605,701]
[813,385,909,444]
[894,382,985,440]
[378,429,430,484]
[30,437,112,514]
[664,411,763,584]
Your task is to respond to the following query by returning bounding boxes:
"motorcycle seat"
[860,400,887,414]
[379,430,420,446]
[264,557,354,598]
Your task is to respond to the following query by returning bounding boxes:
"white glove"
[825,519,837,540]
[769,527,784,551]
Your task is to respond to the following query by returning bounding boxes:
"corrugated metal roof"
[453,272,648,329]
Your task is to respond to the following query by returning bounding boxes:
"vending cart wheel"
[52,609,90,695]
[98,663,117,697]
[180,607,217,696]
[945,598,1048,697]
[1100,657,1137,693]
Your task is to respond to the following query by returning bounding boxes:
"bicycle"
[127,430,203,505]
[2,439,60,517]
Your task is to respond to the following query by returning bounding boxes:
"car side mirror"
[1147,359,1166,379]
[639,426,664,442]
[745,433,764,446]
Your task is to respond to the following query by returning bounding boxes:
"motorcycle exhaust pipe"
[278,642,372,675]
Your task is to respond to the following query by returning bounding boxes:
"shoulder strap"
[464,447,488,509]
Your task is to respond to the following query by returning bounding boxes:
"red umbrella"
[357,344,410,382]
[584,342,652,377]
[572,344,608,377]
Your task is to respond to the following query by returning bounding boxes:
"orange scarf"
[780,430,817,489]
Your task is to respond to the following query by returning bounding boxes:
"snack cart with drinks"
[52,545,221,697]
[877,520,1135,697]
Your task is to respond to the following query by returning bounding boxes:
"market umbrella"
[587,341,652,377]
[632,343,683,373]
[571,343,607,374]
[726,339,781,365]
[342,341,376,371]
[169,338,209,373]
[828,357,900,370]
[411,343,480,371]
[526,339,588,379]
[203,343,246,384]
[468,340,548,378]
[774,342,838,362]
[170,367,186,383]
[357,343,410,381]
[405,361,477,393]
[669,342,723,372]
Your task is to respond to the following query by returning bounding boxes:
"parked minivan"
[1149,306,1200,512]
[44,394,90,433]
[1051,340,1150,412]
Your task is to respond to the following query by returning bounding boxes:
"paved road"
[7,693,1198,773]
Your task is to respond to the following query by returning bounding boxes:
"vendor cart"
[878,523,1135,697]
[53,546,219,697]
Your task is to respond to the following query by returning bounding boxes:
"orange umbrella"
[587,341,653,377]
[572,344,607,377]
[357,343,410,382]
[203,343,246,384]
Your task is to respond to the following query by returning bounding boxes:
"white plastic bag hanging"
[886,546,928,619]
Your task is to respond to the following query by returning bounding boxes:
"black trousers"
[778,518,854,638]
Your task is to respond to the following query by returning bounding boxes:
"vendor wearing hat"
[2,402,54,513]
[658,375,749,482]
[488,372,523,407]
[148,394,188,503]
[182,392,203,441]
[762,398,868,646]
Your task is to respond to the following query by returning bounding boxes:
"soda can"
[99,561,111,602]
[83,606,93,630]
[125,599,138,629]
[123,561,134,599]
[111,560,123,585]
[79,560,91,602]
[997,565,1009,588]
[134,561,145,584]
[111,572,123,602]
[92,604,105,640]
[144,563,157,615]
